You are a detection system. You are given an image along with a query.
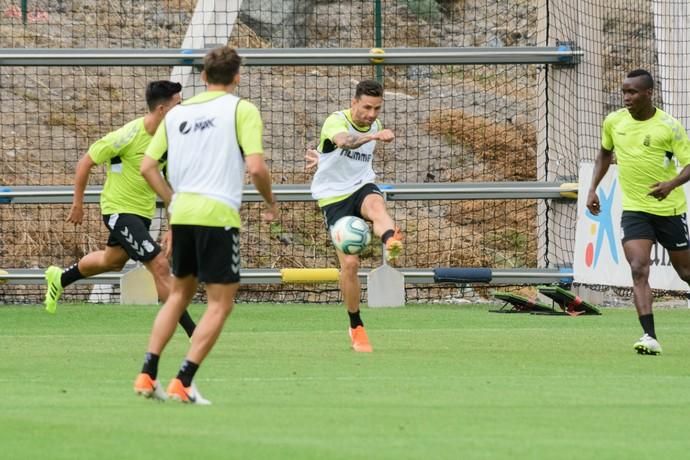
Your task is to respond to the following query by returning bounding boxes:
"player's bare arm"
[332,132,375,150]
[161,229,173,259]
[246,154,279,222]
[305,148,319,170]
[586,147,614,215]
[67,154,96,225]
[140,155,173,207]
[332,128,394,150]
[648,164,690,201]
[372,128,395,142]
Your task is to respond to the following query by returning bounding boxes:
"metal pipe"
[0,268,570,285]
[0,182,578,202]
[0,47,584,66]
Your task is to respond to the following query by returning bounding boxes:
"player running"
[587,69,690,355]
[43,80,196,338]
[133,47,278,403]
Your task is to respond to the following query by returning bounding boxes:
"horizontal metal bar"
[0,47,583,66]
[0,270,122,285]
[0,182,578,204]
[380,182,577,200]
[1,268,571,285]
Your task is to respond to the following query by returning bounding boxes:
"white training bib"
[311,112,379,200]
[164,93,245,211]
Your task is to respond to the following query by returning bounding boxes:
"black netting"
[10,1,667,303]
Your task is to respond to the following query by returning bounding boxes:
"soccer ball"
[330,216,371,255]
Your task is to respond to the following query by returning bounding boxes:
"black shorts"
[621,210,690,251]
[171,225,240,284]
[103,213,161,262]
[321,183,383,229]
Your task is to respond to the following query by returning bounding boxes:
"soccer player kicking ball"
[306,79,403,353]
[587,69,690,355]
[43,81,196,338]
[134,47,278,404]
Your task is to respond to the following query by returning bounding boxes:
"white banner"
[574,162,690,291]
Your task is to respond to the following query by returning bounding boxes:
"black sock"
[141,353,159,380]
[348,310,364,329]
[176,360,199,387]
[639,314,656,339]
[381,229,394,245]
[178,310,196,338]
[60,263,84,288]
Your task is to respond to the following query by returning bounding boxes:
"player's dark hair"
[354,79,384,99]
[145,80,182,111]
[204,47,242,85]
[626,69,654,89]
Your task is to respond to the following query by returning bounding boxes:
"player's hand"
[263,201,279,222]
[586,190,601,215]
[373,129,395,143]
[305,149,319,170]
[161,229,172,259]
[648,182,674,201]
[66,202,84,224]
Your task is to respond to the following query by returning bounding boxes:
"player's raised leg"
[360,193,403,261]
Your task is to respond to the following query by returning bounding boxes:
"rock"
[240,0,316,48]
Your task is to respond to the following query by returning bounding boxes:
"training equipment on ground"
[493,286,602,316]
[120,265,158,305]
[330,216,371,255]
[538,285,602,316]
[367,264,405,308]
[492,292,555,314]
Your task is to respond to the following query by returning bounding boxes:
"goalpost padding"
[281,268,339,283]
[433,268,492,284]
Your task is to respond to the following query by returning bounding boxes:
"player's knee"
[629,260,650,281]
[209,302,234,318]
[146,255,170,279]
[339,255,360,274]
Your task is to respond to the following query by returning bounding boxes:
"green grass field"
[1,303,689,460]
